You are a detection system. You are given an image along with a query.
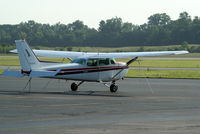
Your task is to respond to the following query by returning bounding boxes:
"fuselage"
[40,58,129,82]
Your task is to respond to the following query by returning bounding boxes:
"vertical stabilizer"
[15,40,40,72]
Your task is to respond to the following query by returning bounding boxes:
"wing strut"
[112,70,124,80]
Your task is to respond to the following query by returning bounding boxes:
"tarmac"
[0,76,200,134]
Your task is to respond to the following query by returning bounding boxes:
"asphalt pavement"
[0,76,200,134]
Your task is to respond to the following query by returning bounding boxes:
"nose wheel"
[102,81,119,93]
[110,83,118,92]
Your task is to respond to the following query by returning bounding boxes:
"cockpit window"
[87,59,98,66]
[110,58,116,64]
[72,58,86,65]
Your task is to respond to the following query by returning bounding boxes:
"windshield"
[110,58,116,64]
[71,58,86,65]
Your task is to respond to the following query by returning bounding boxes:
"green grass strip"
[126,69,200,79]
[1,56,200,68]
[0,57,19,66]
[117,59,200,68]
[0,57,70,66]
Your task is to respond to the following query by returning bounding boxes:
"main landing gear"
[70,81,118,93]
[71,83,78,91]
[71,81,84,91]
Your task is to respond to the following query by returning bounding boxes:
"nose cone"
[117,62,128,67]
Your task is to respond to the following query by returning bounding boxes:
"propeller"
[126,57,138,66]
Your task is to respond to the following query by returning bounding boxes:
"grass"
[0,56,19,66]
[0,57,70,66]
[1,55,200,79]
[1,55,200,68]
[118,59,200,68]
[126,69,200,79]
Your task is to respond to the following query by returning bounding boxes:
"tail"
[15,40,40,72]
[3,40,59,78]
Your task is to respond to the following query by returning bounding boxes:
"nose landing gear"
[109,81,118,92]
[110,84,118,92]
[101,80,119,93]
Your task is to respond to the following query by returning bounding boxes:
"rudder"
[15,40,40,72]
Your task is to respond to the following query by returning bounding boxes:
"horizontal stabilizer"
[3,70,57,78]
[29,71,57,78]
[3,70,23,77]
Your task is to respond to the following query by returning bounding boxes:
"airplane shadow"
[0,90,129,97]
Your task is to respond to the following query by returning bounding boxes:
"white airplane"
[3,40,188,92]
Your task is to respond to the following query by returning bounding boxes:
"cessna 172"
[3,40,188,92]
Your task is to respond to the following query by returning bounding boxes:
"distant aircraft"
[3,40,188,92]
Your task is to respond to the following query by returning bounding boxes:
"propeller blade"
[126,57,138,66]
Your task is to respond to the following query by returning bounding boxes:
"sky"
[0,0,200,28]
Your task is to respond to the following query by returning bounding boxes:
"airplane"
[3,40,188,92]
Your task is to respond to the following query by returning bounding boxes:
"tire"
[110,84,118,93]
[71,83,78,91]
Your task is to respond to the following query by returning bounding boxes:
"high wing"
[10,49,188,58]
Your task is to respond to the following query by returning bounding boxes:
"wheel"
[110,84,118,93]
[71,83,78,91]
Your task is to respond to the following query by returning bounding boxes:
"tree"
[148,13,171,26]
[1,12,200,48]
[170,12,192,44]
[178,12,192,24]
[99,17,122,33]
[98,17,123,46]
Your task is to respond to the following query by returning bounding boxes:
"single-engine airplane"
[3,40,188,92]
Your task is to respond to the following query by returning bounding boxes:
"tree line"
[0,12,200,48]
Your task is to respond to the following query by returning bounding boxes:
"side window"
[99,58,110,66]
[87,59,98,66]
